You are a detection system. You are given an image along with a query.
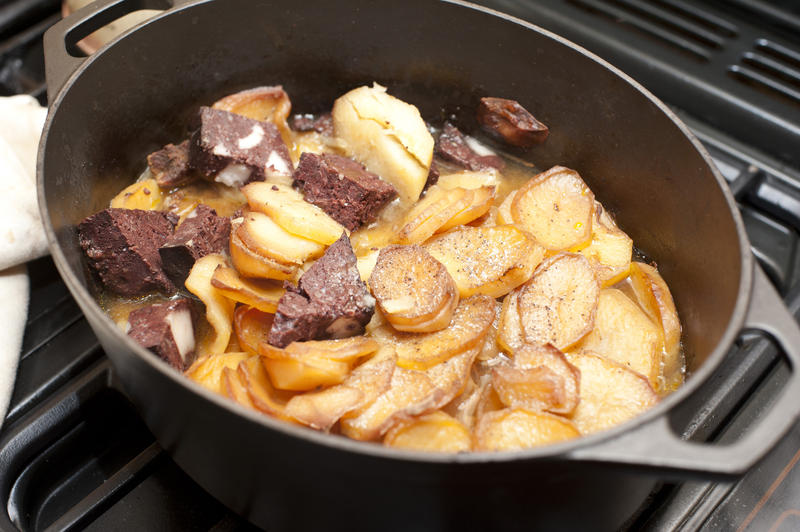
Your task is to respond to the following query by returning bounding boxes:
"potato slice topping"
[394,185,473,245]
[222,366,255,409]
[437,170,500,190]
[575,288,662,387]
[566,352,658,434]
[229,220,298,281]
[496,189,516,225]
[185,254,236,355]
[578,202,633,286]
[211,263,285,313]
[474,408,580,451]
[235,356,296,421]
[496,289,525,354]
[511,166,594,251]
[384,411,472,452]
[233,306,274,355]
[372,294,496,370]
[186,352,251,395]
[238,211,325,265]
[517,253,600,350]
[110,178,163,210]
[212,85,292,146]
[425,225,545,298]
[369,245,459,333]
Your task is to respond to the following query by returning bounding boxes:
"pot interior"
[41,0,745,388]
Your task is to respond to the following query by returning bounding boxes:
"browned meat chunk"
[159,204,231,287]
[477,97,549,147]
[424,161,440,192]
[293,152,397,231]
[128,298,196,370]
[189,107,293,187]
[435,122,504,171]
[147,140,194,188]
[78,208,177,296]
[289,113,334,135]
[268,233,375,347]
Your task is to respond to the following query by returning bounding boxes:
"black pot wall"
[40,0,747,530]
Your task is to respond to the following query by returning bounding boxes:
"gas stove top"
[2,1,800,530]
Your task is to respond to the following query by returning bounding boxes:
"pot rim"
[37,0,754,465]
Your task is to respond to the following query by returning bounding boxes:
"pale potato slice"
[286,346,396,430]
[232,306,274,355]
[437,170,500,190]
[496,189,516,225]
[437,185,496,233]
[264,336,381,362]
[475,380,505,421]
[517,253,600,350]
[628,262,683,393]
[384,411,472,452]
[511,166,594,251]
[369,245,459,333]
[468,205,499,228]
[229,221,298,281]
[424,345,481,406]
[474,408,580,451]
[110,178,163,210]
[372,295,496,370]
[236,356,296,421]
[575,288,662,387]
[332,83,433,203]
[496,289,525,354]
[567,352,658,434]
[241,182,346,245]
[578,202,633,286]
[442,375,482,430]
[238,211,325,265]
[424,225,545,298]
[211,263,285,313]
[356,249,380,282]
[222,366,255,409]
[394,186,472,245]
[185,352,251,395]
[212,85,292,146]
[185,254,236,355]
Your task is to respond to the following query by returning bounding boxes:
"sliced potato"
[262,336,380,362]
[241,182,346,245]
[211,263,285,313]
[332,83,433,203]
[384,411,472,452]
[185,254,236,355]
[394,186,472,245]
[475,380,505,421]
[437,170,500,190]
[578,202,633,286]
[628,262,683,393]
[474,408,580,451]
[496,189,516,225]
[233,306,274,355]
[566,351,658,434]
[185,352,251,395]
[236,356,295,420]
[238,211,325,265]
[517,253,600,350]
[229,221,298,281]
[511,166,594,251]
[369,245,459,333]
[496,289,525,354]
[437,185,496,233]
[424,345,481,406]
[212,85,292,145]
[356,249,380,282]
[110,178,163,210]
[442,375,482,430]
[222,366,255,409]
[575,288,662,387]
[424,225,545,298]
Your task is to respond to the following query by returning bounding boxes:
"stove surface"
[2,0,800,530]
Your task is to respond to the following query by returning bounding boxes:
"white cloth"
[0,95,49,426]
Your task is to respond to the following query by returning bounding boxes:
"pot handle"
[43,0,192,102]
[569,263,800,476]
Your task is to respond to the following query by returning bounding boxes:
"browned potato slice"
[286,346,396,430]
[496,190,516,225]
[437,185,496,233]
[185,352,250,395]
[211,263,285,313]
[212,85,292,145]
[511,166,594,251]
[241,182,346,245]
[110,178,162,210]
[575,288,662,387]
[468,205,499,228]
[438,170,501,191]
[229,222,298,281]
[233,306,274,355]
[517,253,600,350]
[475,380,505,421]
[369,245,459,333]
[424,225,545,298]
[395,186,472,245]
[185,254,236,355]
[239,211,325,265]
[474,408,580,451]
[384,411,472,452]
[442,375,482,430]
[578,203,633,286]
[373,295,496,370]
[628,262,683,393]
[236,356,296,420]
[496,289,525,354]
[222,366,255,409]
[567,352,658,434]
[267,336,381,362]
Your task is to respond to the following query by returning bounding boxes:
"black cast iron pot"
[37,0,800,530]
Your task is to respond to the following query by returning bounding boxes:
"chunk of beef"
[189,106,293,187]
[78,208,176,296]
[477,97,549,147]
[159,204,231,287]
[289,112,334,135]
[434,122,504,171]
[424,161,440,192]
[127,298,196,370]
[147,140,194,187]
[293,152,397,231]
[268,233,375,347]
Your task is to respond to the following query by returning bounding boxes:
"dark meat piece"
[435,122,504,171]
[159,204,231,287]
[268,233,375,347]
[293,153,397,231]
[477,97,549,147]
[289,113,334,136]
[423,161,440,192]
[78,208,177,296]
[128,298,196,370]
[147,140,194,187]
[189,106,293,187]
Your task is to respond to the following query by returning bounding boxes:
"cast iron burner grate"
[2,1,800,530]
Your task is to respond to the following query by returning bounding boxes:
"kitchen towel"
[0,95,49,427]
